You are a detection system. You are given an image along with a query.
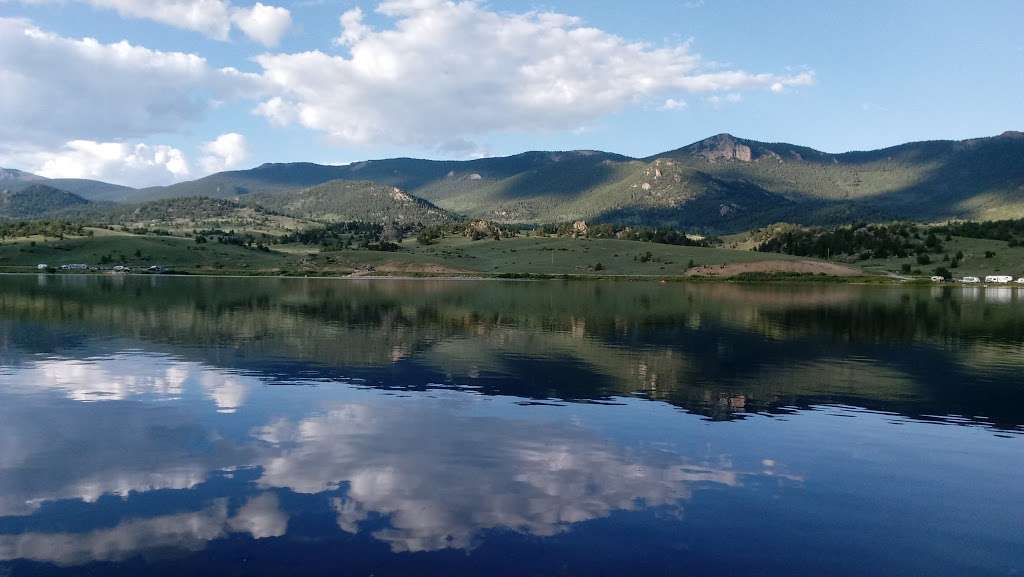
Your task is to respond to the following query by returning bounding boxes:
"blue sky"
[0,0,1021,186]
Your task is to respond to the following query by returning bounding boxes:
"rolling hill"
[3,131,1022,231]
[0,184,91,219]
[249,180,456,225]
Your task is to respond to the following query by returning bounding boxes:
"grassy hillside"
[285,235,824,278]
[0,228,291,273]
[0,225,845,280]
[651,132,1024,223]
[407,236,809,276]
[854,237,1024,278]
[250,180,456,225]
[64,196,309,235]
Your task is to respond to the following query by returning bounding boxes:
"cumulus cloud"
[200,132,250,173]
[25,1,292,45]
[0,18,257,147]
[252,0,814,147]
[0,140,191,187]
[231,2,292,47]
[85,0,234,39]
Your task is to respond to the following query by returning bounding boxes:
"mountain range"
[2,131,1022,232]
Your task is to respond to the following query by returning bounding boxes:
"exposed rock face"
[390,187,414,202]
[690,134,754,162]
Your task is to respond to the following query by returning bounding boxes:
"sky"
[0,0,1021,187]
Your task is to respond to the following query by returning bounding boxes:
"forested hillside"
[3,131,1022,232]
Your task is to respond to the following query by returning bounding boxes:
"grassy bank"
[0,229,870,280]
[850,236,1024,278]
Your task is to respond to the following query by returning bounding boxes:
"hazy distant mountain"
[0,184,91,219]
[0,168,136,202]
[3,131,1022,230]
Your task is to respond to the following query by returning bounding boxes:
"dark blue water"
[0,275,1021,576]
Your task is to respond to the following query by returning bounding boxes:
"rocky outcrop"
[682,134,755,163]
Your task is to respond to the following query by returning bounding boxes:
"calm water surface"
[0,275,1021,576]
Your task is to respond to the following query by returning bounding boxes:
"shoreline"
[0,269,973,285]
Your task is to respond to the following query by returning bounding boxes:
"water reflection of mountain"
[0,275,1022,429]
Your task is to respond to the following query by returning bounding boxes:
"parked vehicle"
[961,276,980,283]
[984,275,1014,283]
[930,276,945,282]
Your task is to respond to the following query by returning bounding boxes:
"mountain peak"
[683,133,754,162]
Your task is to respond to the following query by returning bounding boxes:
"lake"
[0,275,1021,576]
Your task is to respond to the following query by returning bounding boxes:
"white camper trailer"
[961,276,980,283]
[985,275,1014,283]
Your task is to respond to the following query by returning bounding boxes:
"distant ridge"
[0,184,91,219]
[3,131,1022,231]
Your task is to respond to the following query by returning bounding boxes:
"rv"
[961,276,980,283]
[984,275,1014,283]
[930,276,945,282]
[1017,277,1024,284]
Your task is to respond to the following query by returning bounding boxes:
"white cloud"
[706,92,744,108]
[1,140,191,187]
[661,98,688,111]
[23,1,292,45]
[335,7,370,46]
[200,132,249,173]
[232,2,292,47]
[253,96,297,126]
[0,18,257,147]
[86,0,235,39]
[252,0,815,148]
